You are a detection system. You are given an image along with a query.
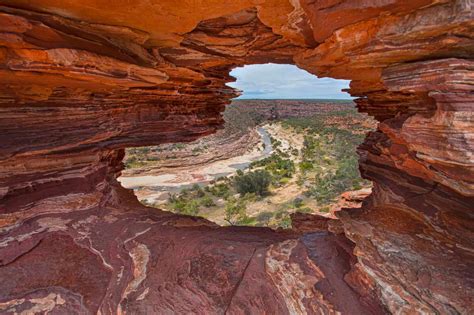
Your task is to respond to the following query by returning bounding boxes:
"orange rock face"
[0,1,473,314]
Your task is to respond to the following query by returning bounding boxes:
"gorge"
[0,1,473,314]
[119,99,374,227]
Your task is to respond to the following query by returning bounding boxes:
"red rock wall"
[0,1,472,314]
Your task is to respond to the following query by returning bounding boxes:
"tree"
[234,170,271,196]
[224,197,247,225]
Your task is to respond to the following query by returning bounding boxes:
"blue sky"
[227,64,352,100]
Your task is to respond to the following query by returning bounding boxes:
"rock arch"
[0,1,472,313]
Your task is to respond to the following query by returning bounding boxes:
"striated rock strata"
[0,1,473,314]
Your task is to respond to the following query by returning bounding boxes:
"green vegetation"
[167,184,215,216]
[274,209,291,229]
[269,136,282,148]
[128,103,374,230]
[208,182,231,198]
[224,197,248,225]
[169,197,200,216]
[256,211,273,225]
[124,147,160,168]
[250,153,295,185]
[200,195,215,207]
[282,108,371,206]
[233,170,272,196]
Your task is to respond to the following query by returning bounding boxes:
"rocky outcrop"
[1,203,386,314]
[0,1,472,314]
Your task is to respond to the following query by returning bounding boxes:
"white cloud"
[227,64,352,100]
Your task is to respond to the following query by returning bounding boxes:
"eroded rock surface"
[0,0,473,314]
[0,201,384,314]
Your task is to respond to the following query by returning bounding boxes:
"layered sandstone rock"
[0,1,472,314]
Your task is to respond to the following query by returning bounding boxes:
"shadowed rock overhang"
[0,1,473,314]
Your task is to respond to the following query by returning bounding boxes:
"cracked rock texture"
[0,1,473,314]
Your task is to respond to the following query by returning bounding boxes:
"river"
[118,126,274,202]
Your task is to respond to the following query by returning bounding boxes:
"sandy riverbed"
[118,126,273,203]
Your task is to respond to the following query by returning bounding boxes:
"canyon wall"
[0,1,472,314]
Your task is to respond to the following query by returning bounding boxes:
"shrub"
[299,161,313,172]
[191,184,205,197]
[296,207,313,214]
[179,188,190,198]
[236,216,257,226]
[270,136,282,148]
[224,197,247,225]
[234,170,271,196]
[319,206,330,213]
[241,192,257,203]
[171,199,200,216]
[199,195,215,207]
[273,177,289,187]
[168,193,178,203]
[209,183,230,198]
[256,211,273,226]
[172,143,186,150]
[251,153,295,180]
[274,210,291,229]
[184,200,200,215]
[293,197,304,208]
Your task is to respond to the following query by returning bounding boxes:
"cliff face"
[0,1,472,314]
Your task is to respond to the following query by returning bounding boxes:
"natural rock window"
[1,2,472,314]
